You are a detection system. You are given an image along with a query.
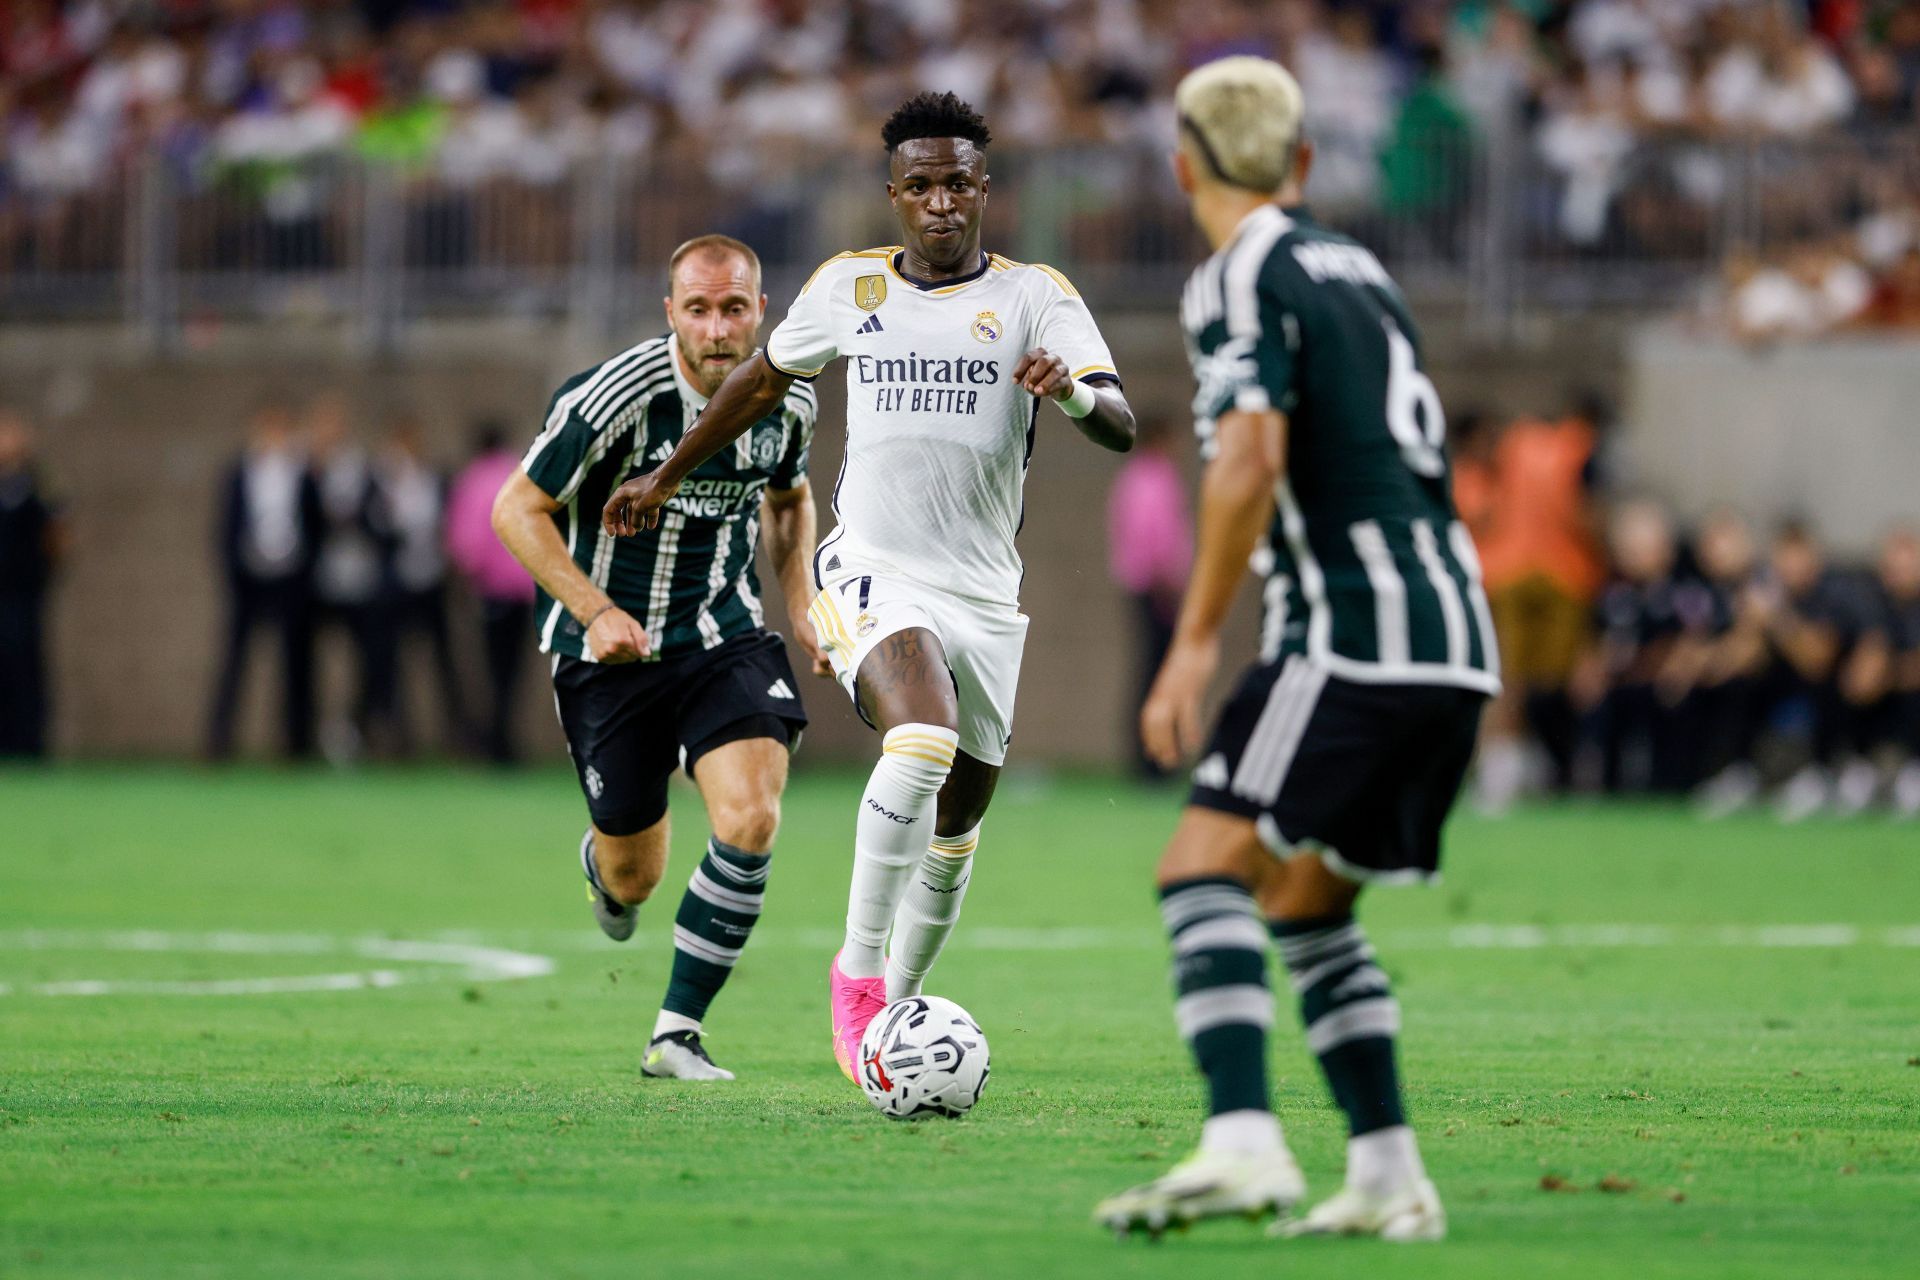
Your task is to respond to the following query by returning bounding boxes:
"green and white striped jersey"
[1182,204,1500,694]
[522,333,816,661]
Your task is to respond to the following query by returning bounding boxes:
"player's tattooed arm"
[1140,407,1285,767]
[603,353,795,535]
[1012,348,1135,452]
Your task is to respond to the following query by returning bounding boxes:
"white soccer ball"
[857,995,991,1119]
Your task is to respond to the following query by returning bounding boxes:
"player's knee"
[711,795,781,853]
[880,723,959,793]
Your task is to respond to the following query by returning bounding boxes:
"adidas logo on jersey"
[767,679,795,700]
[1193,753,1230,789]
[855,314,885,335]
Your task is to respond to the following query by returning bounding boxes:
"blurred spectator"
[371,412,467,757]
[1570,498,1708,792]
[445,418,534,764]
[1693,521,1862,820]
[1472,402,1605,809]
[1729,241,1871,343]
[207,398,323,761]
[1832,528,1920,816]
[0,408,64,759]
[307,392,387,764]
[1107,416,1192,779]
[1857,246,1920,329]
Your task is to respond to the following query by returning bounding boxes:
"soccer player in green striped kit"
[492,235,823,1080]
[1096,57,1499,1241]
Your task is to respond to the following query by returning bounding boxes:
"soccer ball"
[857,995,991,1119]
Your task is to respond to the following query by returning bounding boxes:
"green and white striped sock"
[658,839,770,1031]
[1161,877,1275,1124]
[1272,913,1407,1137]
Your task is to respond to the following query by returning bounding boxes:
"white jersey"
[765,247,1118,605]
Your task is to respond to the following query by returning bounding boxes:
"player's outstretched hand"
[1012,347,1073,400]
[602,471,680,536]
[586,605,652,664]
[789,608,833,679]
[1140,634,1220,770]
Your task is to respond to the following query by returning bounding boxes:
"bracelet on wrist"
[581,602,615,631]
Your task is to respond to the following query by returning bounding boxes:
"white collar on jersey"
[668,332,711,412]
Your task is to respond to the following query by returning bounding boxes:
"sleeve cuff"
[763,350,822,382]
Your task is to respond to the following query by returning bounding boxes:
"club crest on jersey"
[971,311,1003,343]
[855,612,878,637]
[855,274,887,312]
[750,423,782,468]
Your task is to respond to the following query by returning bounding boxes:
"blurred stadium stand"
[3,0,1917,794]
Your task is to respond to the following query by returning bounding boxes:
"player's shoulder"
[1265,216,1396,295]
[800,246,900,294]
[549,333,677,422]
[988,254,1085,300]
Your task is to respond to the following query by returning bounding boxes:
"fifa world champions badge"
[855,275,887,311]
[972,310,1003,343]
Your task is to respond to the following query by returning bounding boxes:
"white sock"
[651,1010,700,1040]
[1200,1109,1283,1158]
[1347,1125,1426,1198]
[884,824,979,1001]
[841,724,958,979]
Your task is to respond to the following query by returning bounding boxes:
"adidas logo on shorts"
[767,679,795,700]
[1192,753,1229,789]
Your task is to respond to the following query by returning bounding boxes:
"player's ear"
[1292,139,1314,190]
[1171,148,1195,196]
[661,294,673,325]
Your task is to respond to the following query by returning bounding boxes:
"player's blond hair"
[1174,56,1305,195]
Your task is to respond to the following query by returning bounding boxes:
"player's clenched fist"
[602,470,681,536]
[584,604,652,663]
[1012,347,1073,400]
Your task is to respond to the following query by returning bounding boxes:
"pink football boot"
[830,952,890,1083]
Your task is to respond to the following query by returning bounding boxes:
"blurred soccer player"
[603,92,1135,1082]
[1096,58,1499,1242]
[492,235,819,1080]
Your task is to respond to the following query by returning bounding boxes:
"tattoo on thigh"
[857,630,946,722]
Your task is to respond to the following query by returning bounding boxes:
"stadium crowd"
[1455,401,1920,820]
[4,1,1919,288]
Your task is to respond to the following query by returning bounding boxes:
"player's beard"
[683,342,749,399]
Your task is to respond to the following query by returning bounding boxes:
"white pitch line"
[0,931,554,998]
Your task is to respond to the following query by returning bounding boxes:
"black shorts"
[1187,656,1486,883]
[552,630,807,836]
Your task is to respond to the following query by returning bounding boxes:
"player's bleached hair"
[881,91,992,154]
[667,233,762,295]
[1174,56,1306,195]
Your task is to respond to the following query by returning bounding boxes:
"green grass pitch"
[2,765,1916,1279]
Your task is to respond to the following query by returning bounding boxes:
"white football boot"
[1095,1146,1306,1239]
[1276,1178,1447,1242]
[640,1031,735,1081]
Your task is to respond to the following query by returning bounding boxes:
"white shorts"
[806,563,1029,767]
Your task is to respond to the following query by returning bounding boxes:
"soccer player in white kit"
[604,92,1136,1080]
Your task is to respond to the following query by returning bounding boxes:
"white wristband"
[1058,379,1097,419]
